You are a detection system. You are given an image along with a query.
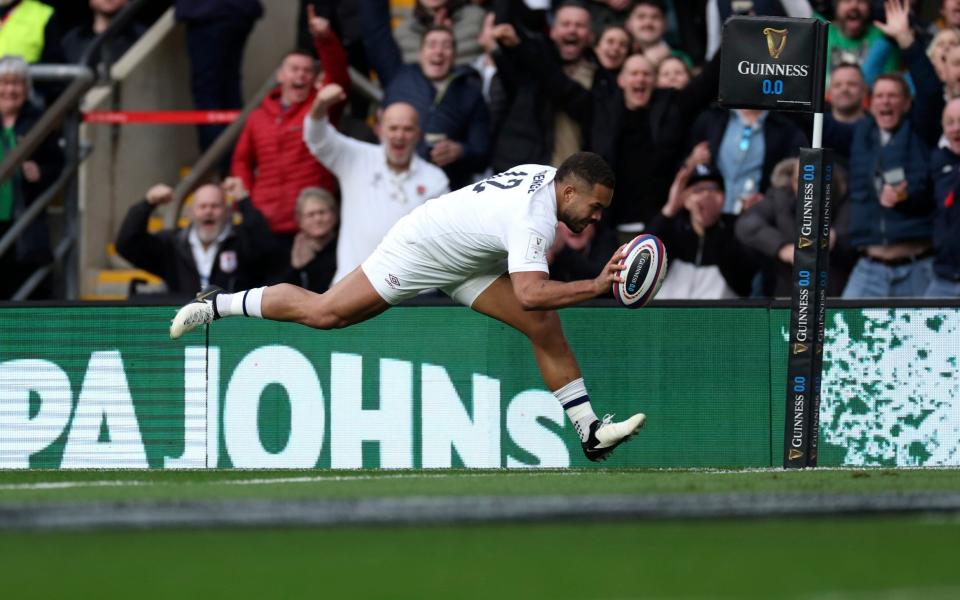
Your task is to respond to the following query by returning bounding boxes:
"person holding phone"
[842,1,942,298]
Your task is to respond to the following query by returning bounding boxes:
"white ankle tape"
[229,287,265,318]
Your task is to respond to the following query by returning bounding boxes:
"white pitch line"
[0,471,582,492]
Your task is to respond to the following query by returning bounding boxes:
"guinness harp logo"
[763,27,788,59]
[788,448,804,460]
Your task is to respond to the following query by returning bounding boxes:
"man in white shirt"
[303,84,449,283]
[171,115,646,461]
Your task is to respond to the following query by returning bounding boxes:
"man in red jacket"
[231,6,349,246]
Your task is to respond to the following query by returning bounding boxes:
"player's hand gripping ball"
[613,234,667,308]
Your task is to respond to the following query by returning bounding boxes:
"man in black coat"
[645,162,756,298]
[115,177,274,297]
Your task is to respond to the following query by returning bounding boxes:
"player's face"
[835,0,869,39]
[657,57,689,89]
[618,55,655,109]
[277,54,317,105]
[828,66,866,112]
[298,197,338,239]
[560,181,613,233]
[550,6,592,63]
[380,104,421,169]
[870,79,910,131]
[419,30,455,82]
[595,28,630,71]
[626,5,665,47]
[191,185,228,244]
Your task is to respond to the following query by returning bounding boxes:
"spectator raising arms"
[646,163,756,299]
[362,0,490,189]
[841,0,943,298]
[304,82,449,283]
[232,6,349,244]
[393,0,487,66]
[115,178,275,296]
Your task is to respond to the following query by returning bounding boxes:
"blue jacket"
[362,0,489,189]
[174,0,262,22]
[930,148,960,280]
[847,39,940,248]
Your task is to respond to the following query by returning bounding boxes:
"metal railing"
[0,0,149,300]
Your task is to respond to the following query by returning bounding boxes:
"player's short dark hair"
[556,152,616,190]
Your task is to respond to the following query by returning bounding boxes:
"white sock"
[214,287,265,319]
[553,378,598,442]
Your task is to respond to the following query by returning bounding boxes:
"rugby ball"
[613,234,667,308]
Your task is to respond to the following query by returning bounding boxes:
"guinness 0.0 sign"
[718,16,828,112]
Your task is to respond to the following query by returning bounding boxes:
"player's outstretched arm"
[511,248,625,310]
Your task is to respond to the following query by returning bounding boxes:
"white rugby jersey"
[389,165,559,276]
[303,115,449,283]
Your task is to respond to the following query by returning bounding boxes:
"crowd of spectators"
[2,0,960,302]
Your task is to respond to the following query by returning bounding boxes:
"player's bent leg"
[469,275,581,390]
[470,275,645,461]
[170,268,390,339]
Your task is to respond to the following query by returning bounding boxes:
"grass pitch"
[2,468,959,599]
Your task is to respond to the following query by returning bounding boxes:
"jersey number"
[472,171,527,193]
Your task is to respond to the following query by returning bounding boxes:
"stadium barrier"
[0,303,957,469]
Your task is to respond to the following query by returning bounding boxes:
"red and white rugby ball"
[613,234,667,308]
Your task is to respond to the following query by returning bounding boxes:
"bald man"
[303,82,449,282]
[115,177,274,296]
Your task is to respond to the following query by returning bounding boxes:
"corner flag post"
[717,16,831,468]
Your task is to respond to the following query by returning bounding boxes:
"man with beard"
[115,178,275,296]
[362,0,489,189]
[826,0,900,79]
[232,7,348,249]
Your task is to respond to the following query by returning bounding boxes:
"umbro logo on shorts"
[385,274,401,289]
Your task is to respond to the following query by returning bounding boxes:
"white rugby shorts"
[361,233,506,307]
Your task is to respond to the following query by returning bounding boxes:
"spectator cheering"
[392,0,486,66]
[304,82,449,283]
[363,0,490,189]
[927,98,960,297]
[842,0,942,298]
[276,187,339,293]
[115,178,275,296]
[232,6,349,243]
[646,163,755,299]
[0,55,61,299]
